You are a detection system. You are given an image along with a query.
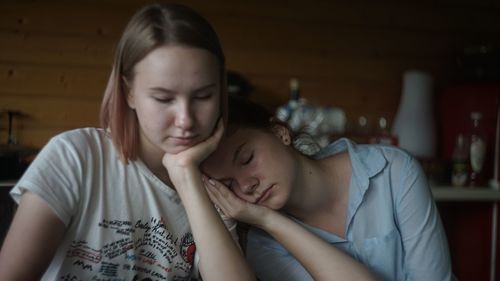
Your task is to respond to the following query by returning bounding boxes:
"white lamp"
[392,70,436,159]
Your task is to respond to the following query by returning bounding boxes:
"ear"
[122,76,135,109]
[271,123,292,145]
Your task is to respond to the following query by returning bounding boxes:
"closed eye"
[153,97,174,103]
[243,153,253,165]
[194,92,214,100]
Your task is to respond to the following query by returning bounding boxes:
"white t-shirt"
[11,128,200,281]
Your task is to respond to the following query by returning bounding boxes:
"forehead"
[133,46,220,86]
[202,128,262,175]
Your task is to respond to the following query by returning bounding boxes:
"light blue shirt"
[246,138,453,281]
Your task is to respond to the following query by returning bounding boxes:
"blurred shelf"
[0,180,17,188]
[431,186,500,201]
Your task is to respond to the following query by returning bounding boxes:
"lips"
[256,185,274,204]
[171,136,198,146]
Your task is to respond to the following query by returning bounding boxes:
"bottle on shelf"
[354,116,371,143]
[289,77,300,101]
[451,134,469,187]
[369,117,398,145]
[468,111,487,187]
[276,78,301,123]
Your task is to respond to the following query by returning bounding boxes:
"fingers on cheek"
[204,181,221,201]
[205,177,234,202]
[206,183,224,202]
[211,180,230,198]
[205,178,221,192]
[203,177,217,192]
[222,189,236,201]
[206,188,216,201]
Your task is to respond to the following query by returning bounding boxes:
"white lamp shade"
[392,70,436,159]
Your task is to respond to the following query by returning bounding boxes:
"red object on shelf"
[438,84,500,182]
[437,84,500,281]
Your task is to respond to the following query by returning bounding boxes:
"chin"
[164,146,189,155]
[161,138,200,154]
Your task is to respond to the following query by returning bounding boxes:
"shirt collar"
[314,138,387,182]
[315,138,387,234]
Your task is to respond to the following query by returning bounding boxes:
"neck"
[284,152,351,221]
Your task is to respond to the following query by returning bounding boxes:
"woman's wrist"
[168,166,202,195]
[256,209,283,231]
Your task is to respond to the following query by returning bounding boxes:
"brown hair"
[227,95,321,156]
[100,3,226,163]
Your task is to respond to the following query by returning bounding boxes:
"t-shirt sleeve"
[246,228,314,281]
[395,154,454,280]
[10,133,82,226]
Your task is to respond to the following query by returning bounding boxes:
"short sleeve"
[395,155,453,280]
[10,133,83,226]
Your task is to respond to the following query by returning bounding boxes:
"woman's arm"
[174,169,254,280]
[162,120,255,281]
[205,178,376,281]
[0,192,65,281]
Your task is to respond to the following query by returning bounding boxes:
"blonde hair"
[100,3,226,163]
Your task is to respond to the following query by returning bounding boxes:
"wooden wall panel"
[0,32,115,67]
[0,0,499,150]
[0,2,135,36]
[0,96,100,147]
[0,64,108,98]
[0,96,100,128]
[0,127,77,148]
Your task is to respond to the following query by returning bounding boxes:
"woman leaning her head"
[202,95,454,281]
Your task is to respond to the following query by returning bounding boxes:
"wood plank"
[0,31,115,67]
[0,1,137,36]
[215,18,457,60]
[0,64,109,99]
[0,127,75,148]
[183,0,500,33]
[0,1,494,74]
[1,0,498,37]
[225,48,451,80]
[0,3,463,64]
[0,25,457,71]
[0,46,449,100]
[0,22,456,67]
[0,96,100,130]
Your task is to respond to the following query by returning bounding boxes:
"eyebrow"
[149,87,175,94]
[232,142,247,165]
[149,83,217,95]
[193,83,217,93]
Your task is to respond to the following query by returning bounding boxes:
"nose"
[237,177,259,194]
[175,100,194,130]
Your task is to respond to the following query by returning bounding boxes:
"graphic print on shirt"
[180,233,196,265]
[64,216,196,280]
